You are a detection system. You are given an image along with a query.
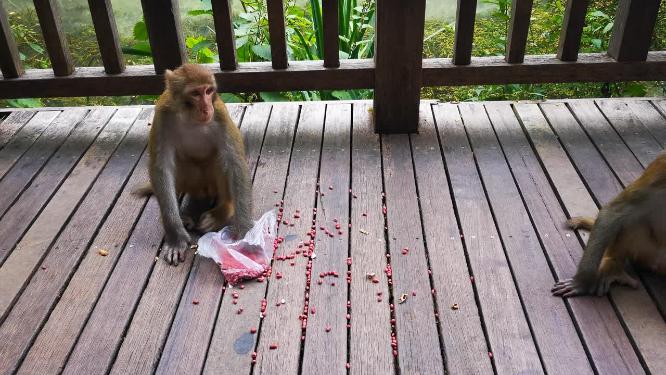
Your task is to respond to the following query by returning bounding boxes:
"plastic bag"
[196,210,276,285]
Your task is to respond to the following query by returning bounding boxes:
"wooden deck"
[0,98,665,375]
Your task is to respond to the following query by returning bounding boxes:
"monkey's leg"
[566,216,596,231]
[593,256,639,296]
[181,194,213,231]
[197,170,235,233]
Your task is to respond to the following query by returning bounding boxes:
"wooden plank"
[87,0,125,74]
[381,136,444,372]
[107,106,253,375]
[0,108,138,320]
[5,53,666,98]
[0,108,114,265]
[33,0,73,76]
[18,129,149,374]
[0,111,59,184]
[242,104,273,176]
[410,104,491,374]
[461,103,591,374]
[323,0,340,68]
[516,102,665,375]
[506,0,534,63]
[557,0,590,61]
[211,0,237,70]
[0,109,88,218]
[434,103,543,374]
[0,1,24,78]
[653,99,666,120]
[201,103,299,374]
[626,100,666,148]
[487,102,644,375]
[139,0,186,73]
[452,0,477,65]
[251,103,325,375]
[0,111,35,148]
[300,104,352,374]
[608,0,662,62]
[373,0,426,133]
[0,108,143,375]
[266,0,288,69]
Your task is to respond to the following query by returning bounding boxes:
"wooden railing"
[1,0,665,133]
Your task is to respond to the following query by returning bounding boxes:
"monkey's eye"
[205,87,214,95]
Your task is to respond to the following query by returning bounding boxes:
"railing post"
[140,0,187,73]
[0,1,23,78]
[608,0,662,62]
[506,0,534,63]
[373,0,426,134]
[33,0,74,76]
[557,0,590,62]
[211,0,237,71]
[266,0,288,69]
[452,0,478,66]
[87,0,125,74]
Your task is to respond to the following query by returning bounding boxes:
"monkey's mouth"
[195,112,214,123]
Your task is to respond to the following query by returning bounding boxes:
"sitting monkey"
[136,64,253,265]
[552,151,666,297]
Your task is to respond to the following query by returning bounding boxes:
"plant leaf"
[260,91,290,102]
[219,93,244,103]
[252,44,273,60]
[133,21,148,41]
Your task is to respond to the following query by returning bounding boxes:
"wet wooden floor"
[0,98,665,375]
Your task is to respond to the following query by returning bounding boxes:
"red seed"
[412,291,417,296]
[276,272,283,279]
[331,282,336,286]
[488,352,493,359]
[250,327,257,334]
[232,300,238,305]
[328,185,333,190]
[377,298,382,302]
[251,351,257,359]
[311,307,316,314]
[372,278,379,284]
[269,344,278,350]
[237,308,244,314]
[41,266,47,270]
[346,363,351,369]
[192,299,199,305]
[325,326,331,332]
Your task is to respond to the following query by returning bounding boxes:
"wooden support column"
[506,0,533,63]
[373,0,426,134]
[88,0,125,74]
[608,0,662,62]
[33,0,74,76]
[140,0,187,73]
[0,1,23,78]
[557,0,590,61]
[211,0,237,70]
[323,0,340,68]
[452,0,477,65]
[266,0,288,69]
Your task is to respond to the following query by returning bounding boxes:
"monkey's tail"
[132,182,153,197]
[566,216,595,231]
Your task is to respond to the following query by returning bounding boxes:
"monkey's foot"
[181,214,196,231]
[163,238,189,266]
[197,210,226,233]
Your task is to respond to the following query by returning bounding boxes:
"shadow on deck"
[0,98,665,375]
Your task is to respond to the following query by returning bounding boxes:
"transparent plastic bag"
[196,210,276,285]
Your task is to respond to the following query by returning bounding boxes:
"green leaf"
[28,43,44,54]
[219,93,244,103]
[591,39,602,49]
[602,21,614,34]
[260,92,289,102]
[7,98,42,107]
[338,50,350,59]
[589,10,608,19]
[331,90,353,100]
[252,44,273,60]
[188,9,212,16]
[622,83,647,97]
[133,21,148,41]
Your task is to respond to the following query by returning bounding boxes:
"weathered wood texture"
[87,0,125,74]
[139,0,187,73]
[373,0,426,133]
[0,1,23,78]
[266,0,289,69]
[506,0,534,63]
[557,0,590,61]
[211,0,237,70]
[33,0,73,76]
[323,0,340,67]
[608,0,662,62]
[0,111,35,148]
[452,0,478,65]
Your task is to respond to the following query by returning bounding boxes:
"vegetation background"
[2,0,665,108]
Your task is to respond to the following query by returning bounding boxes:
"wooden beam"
[87,0,124,74]
[608,0,662,62]
[2,53,666,99]
[211,0,237,70]
[557,0,589,62]
[452,0,477,65]
[506,0,533,63]
[0,1,23,78]
[323,0,340,68]
[33,0,74,76]
[266,0,288,69]
[139,0,187,73]
[373,0,426,133]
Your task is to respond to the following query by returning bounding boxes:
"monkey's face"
[186,84,216,124]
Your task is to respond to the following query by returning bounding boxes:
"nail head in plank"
[557,0,590,61]
[487,102,645,375]
[435,103,543,374]
[252,103,325,375]
[506,0,534,63]
[462,103,592,374]
[452,0,478,65]
[323,0,340,68]
[139,0,187,73]
[87,0,125,74]
[608,0,662,62]
[0,2,24,78]
[266,0,289,69]
[33,0,74,76]
[411,104,491,374]
[211,0,237,70]
[373,0,426,133]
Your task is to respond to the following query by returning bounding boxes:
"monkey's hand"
[163,232,191,266]
[551,278,596,297]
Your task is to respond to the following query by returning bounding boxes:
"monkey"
[135,63,253,265]
[552,151,666,297]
